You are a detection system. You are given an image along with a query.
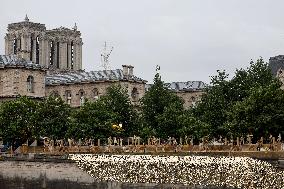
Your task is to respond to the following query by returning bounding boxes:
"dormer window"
[27,75,34,93]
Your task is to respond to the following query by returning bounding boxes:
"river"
[0,160,236,189]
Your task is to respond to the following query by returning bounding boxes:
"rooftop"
[46,69,147,85]
[146,81,207,92]
[166,81,207,92]
[0,55,44,70]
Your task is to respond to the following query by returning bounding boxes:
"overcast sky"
[1,0,284,83]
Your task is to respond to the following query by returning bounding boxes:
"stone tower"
[4,15,83,70]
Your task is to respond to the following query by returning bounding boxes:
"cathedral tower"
[4,15,83,70]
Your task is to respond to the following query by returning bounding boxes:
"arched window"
[65,90,72,105]
[131,87,139,102]
[27,76,34,93]
[92,88,99,100]
[50,90,60,98]
[191,96,196,107]
[79,89,85,106]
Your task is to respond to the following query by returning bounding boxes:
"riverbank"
[1,151,284,168]
[0,160,234,189]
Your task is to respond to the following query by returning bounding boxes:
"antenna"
[100,42,114,70]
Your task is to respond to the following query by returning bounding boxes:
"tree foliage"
[192,58,282,138]
[68,84,139,140]
[0,97,38,144]
[0,59,283,145]
[37,96,72,139]
[140,73,184,138]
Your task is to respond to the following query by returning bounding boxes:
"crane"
[100,42,114,70]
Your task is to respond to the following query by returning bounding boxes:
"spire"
[73,23,77,31]
[24,14,29,22]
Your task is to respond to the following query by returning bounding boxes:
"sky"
[1,0,284,84]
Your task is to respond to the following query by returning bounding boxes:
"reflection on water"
[0,176,234,189]
[0,161,235,189]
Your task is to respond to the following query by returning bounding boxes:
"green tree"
[37,96,72,139]
[192,58,279,138]
[68,84,139,140]
[0,97,38,145]
[226,81,284,139]
[99,85,139,137]
[177,110,210,141]
[140,73,184,139]
[67,100,116,140]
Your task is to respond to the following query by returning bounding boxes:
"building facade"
[5,15,82,70]
[0,16,206,108]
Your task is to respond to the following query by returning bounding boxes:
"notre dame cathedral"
[0,16,206,108]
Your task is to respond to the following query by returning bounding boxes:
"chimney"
[122,65,128,77]
[128,65,134,77]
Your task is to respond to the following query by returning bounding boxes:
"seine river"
[0,161,235,189]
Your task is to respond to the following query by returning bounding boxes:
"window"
[79,89,85,106]
[50,41,54,66]
[191,96,196,107]
[36,36,40,64]
[13,38,17,54]
[131,87,139,102]
[92,88,99,100]
[51,90,60,98]
[65,90,72,105]
[27,76,34,93]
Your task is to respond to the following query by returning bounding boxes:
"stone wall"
[174,90,204,108]
[46,81,146,107]
[0,68,45,98]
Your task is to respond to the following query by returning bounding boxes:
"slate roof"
[165,81,207,92]
[146,81,207,92]
[0,55,44,70]
[269,55,284,76]
[46,69,147,85]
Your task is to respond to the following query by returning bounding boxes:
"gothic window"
[13,38,17,54]
[71,41,74,70]
[67,43,69,69]
[30,36,33,61]
[79,89,85,106]
[56,42,60,68]
[131,87,139,102]
[36,36,40,64]
[65,90,72,105]
[27,75,34,93]
[50,41,54,66]
[92,88,99,100]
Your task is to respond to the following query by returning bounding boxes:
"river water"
[0,161,235,189]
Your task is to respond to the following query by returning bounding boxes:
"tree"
[192,58,279,138]
[226,81,284,139]
[99,85,139,137]
[68,84,139,140]
[140,73,184,139]
[0,97,38,145]
[67,100,117,140]
[37,96,72,139]
[191,70,230,137]
[177,110,210,141]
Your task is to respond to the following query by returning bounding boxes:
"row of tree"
[0,59,284,145]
